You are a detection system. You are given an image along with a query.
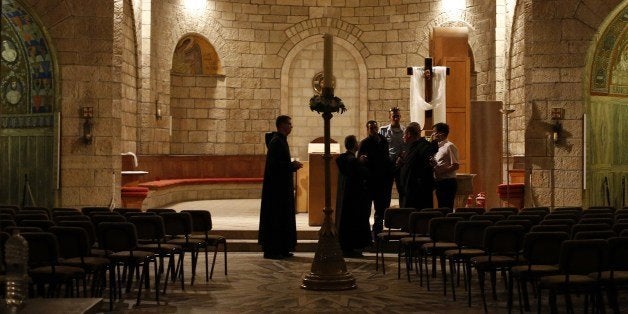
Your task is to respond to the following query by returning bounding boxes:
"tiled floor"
[87,198,624,313]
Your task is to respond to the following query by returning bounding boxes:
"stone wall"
[522,0,623,207]
[120,0,139,153]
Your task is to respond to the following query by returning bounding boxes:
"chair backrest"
[571,223,611,238]
[582,213,614,219]
[147,208,176,214]
[473,214,505,223]
[482,225,525,257]
[51,211,83,223]
[607,237,628,270]
[4,226,42,233]
[529,224,571,233]
[615,209,628,215]
[181,210,213,233]
[554,206,583,212]
[612,223,628,235]
[559,239,608,275]
[114,207,142,215]
[545,213,580,221]
[521,206,550,214]
[160,212,193,237]
[454,207,485,215]
[97,222,139,251]
[0,208,16,216]
[428,217,462,242]
[522,231,569,265]
[615,214,628,222]
[124,212,157,220]
[446,212,475,220]
[21,231,59,267]
[91,214,126,226]
[383,207,415,231]
[0,213,13,220]
[55,215,91,223]
[516,212,545,222]
[579,218,614,225]
[49,226,91,259]
[51,207,80,213]
[585,207,615,214]
[539,218,576,227]
[508,214,542,225]
[407,211,442,236]
[58,221,97,246]
[0,219,16,230]
[454,220,493,248]
[488,207,518,214]
[14,213,49,223]
[573,230,616,240]
[422,207,452,216]
[19,219,55,231]
[128,215,166,242]
[21,207,50,217]
[0,205,20,212]
[485,210,514,218]
[495,219,533,232]
[81,206,111,216]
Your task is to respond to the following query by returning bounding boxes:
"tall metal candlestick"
[302,33,356,291]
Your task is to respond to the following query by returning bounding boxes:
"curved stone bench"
[137,177,263,209]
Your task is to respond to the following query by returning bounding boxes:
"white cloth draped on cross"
[409,66,447,129]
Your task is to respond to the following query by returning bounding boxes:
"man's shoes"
[282,252,294,258]
[263,252,284,260]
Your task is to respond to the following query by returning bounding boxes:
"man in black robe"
[398,122,438,210]
[358,120,394,237]
[335,135,372,257]
[258,115,303,259]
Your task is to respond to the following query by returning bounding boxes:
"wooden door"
[587,98,627,208]
[0,125,55,207]
[442,57,470,173]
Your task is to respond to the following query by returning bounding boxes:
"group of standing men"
[258,111,459,259]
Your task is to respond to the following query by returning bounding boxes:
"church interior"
[1,0,627,312]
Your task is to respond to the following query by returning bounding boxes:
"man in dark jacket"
[398,122,438,210]
[358,120,394,237]
[258,115,303,259]
[336,135,372,257]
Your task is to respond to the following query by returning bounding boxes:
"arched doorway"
[0,0,57,207]
[585,4,628,208]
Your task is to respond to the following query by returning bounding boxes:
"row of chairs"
[376,206,628,312]
[0,207,227,309]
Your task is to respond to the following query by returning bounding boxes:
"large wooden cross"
[407,57,450,130]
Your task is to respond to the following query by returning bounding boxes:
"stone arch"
[280,32,368,160]
[414,12,478,70]
[584,3,628,208]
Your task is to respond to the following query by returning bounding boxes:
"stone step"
[208,229,320,240]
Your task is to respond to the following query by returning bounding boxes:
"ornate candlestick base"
[301,207,356,290]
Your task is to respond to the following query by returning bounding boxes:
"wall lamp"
[81,106,94,144]
[155,99,162,120]
[551,107,564,143]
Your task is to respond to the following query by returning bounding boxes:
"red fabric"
[138,177,263,190]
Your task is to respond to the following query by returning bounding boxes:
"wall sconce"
[551,107,564,143]
[155,99,162,120]
[81,106,94,144]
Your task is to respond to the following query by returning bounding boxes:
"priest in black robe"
[258,115,303,259]
[335,135,372,257]
[399,122,438,210]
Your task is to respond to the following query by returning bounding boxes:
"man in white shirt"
[431,123,459,211]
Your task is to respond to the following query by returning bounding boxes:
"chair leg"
[466,262,473,307]
[375,239,380,271]
[478,270,488,313]
[440,254,448,296]
[204,245,209,282]
[210,245,219,280]
[397,243,402,280]
[223,241,228,276]
[449,257,457,301]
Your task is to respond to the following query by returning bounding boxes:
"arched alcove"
[169,33,225,154]
[280,35,368,161]
[584,4,628,208]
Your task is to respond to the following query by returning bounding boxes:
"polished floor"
[91,199,622,313]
